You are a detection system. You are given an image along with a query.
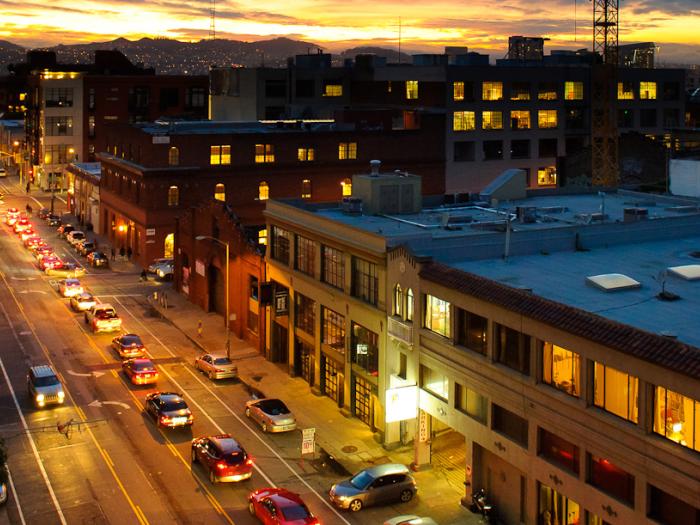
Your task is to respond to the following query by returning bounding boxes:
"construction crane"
[590,0,619,187]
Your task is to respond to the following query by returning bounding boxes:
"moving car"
[23,235,43,249]
[5,207,19,226]
[244,398,296,433]
[329,464,417,512]
[19,228,35,241]
[384,517,438,525]
[58,278,83,298]
[46,214,61,227]
[192,434,254,483]
[0,166,6,178]
[147,257,173,274]
[46,262,86,277]
[38,208,50,219]
[87,251,108,268]
[145,392,193,429]
[84,304,122,333]
[112,334,147,359]
[248,488,318,525]
[70,292,96,312]
[14,218,30,233]
[122,358,158,385]
[29,242,51,256]
[38,255,62,271]
[194,353,237,380]
[27,364,65,408]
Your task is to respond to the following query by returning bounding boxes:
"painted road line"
[7,465,27,525]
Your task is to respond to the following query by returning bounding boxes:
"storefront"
[538,483,580,525]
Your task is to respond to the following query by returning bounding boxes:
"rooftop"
[137,119,354,136]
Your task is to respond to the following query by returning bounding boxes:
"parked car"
[147,258,173,274]
[57,224,74,238]
[66,230,85,247]
[122,358,158,386]
[145,392,193,429]
[384,517,438,525]
[84,304,122,333]
[192,434,253,483]
[244,398,296,433]
[46,262,86,278]
[77,241,95,256]
[46,214,61,227]
[0,167,6,178]
[248,488,318,524]
[38,208,50,219]
[194,353,237,380]
[58,278,83,298]
[27,364,65,409]
[155,261,174,280]
[87,251,108,268]
[329,464,417,512]
[70,292,96,312]
[112,334,146,359]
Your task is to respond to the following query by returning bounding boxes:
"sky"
[1,0,699,63]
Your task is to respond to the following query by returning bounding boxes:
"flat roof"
[136,119,351,136]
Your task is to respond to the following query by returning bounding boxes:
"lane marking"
[114,297,352,524]
[7,466,27,525]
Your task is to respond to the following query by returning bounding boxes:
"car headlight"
[158,270,164,277]
[58,391,65,400]
[36,393,44,402]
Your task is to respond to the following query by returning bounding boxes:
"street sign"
[301,427,315,455]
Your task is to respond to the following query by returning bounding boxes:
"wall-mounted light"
[117,224,127,233]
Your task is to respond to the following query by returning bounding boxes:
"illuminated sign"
[385,385,418,423]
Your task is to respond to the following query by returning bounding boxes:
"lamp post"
[195,235,231,359]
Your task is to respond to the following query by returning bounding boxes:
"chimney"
[370,159,381,176]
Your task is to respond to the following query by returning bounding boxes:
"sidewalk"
[149,287,477,525]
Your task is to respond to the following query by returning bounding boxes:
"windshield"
[122,335,142,346]
[34,375,60,387]
[258,399,289,415]
[96,309,117,319]
[280,504,310,520]
[349,471,374,490]
[162,399,188,411]
[213,357,232,365]
[133,361,155,372]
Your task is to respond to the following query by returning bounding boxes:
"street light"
[195,235,231,359]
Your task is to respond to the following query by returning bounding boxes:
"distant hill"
[339,46,412,64]
[0,40,26,72]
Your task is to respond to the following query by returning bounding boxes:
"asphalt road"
[0,184,415,525]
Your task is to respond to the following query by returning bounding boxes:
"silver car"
[194,353,238,380]
[329,463,417,512]
[244,398,296,433]
[27,365,66,408]
[384,517,438,525]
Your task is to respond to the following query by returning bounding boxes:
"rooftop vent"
[623,207,648,222]
[516,206,537,223]
[370,159,381,176]
[667,264,700,281]
[586,273,641,292]
[341,197,363,215]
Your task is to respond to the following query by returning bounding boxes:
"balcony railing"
[388,316,413,346]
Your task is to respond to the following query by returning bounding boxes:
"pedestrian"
[26,181,30,194]
[110,247,116,261]
[119,246,125,259]
[126,246,132,261]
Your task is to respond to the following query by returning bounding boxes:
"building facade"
[66,162,101,232]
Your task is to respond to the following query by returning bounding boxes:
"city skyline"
[1,0,699,63]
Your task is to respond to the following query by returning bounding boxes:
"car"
[147,258,173,274]
[66,230,85,246]
[112,334,147,359]
[77,241,95,256]
[244,398,296,433]
[384,517,438,525]
[46,214,61,227]
[145,392,193,428]
[27,364,65,409]
[84,303,122,333]
[38,208,50,219]
[46,262,86,278]
[122,358,158,386]
[249,488,318,525]
[329,464,417,512]
[14,218,30,233]
[38,255,62,271]
[70,292,96,312]
[192,434,254,483]
[58,278,83,298]
[194,353,238,380]
[19,228,35,241]
[57,224,74,238]
[155,261,174,280]
[87,251,108,268]
[31,243,52,257]
[23,235,43,249]
[0,166,6,178]
[5,207,19,226]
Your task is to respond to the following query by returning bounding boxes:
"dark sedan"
[145,392,194,429]
[112,334,146,359]
[87,251,109,268]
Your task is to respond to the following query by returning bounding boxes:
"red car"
[192,434,254,483]
[13,218,30,233]
[38,255,62,271]
[122,358,158,385]
[248,488,319,525]
[34,245,54,259]
[19,228,35,241]
[24,236,43,249]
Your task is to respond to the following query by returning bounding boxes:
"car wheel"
[248,502,256,516]
[209,469,217,484]
[400,489,414,503]
[349,499,363,512]
[245,407,251,418]
[191,448,198,463]
[208,371,215,380]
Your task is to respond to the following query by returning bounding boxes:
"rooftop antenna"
[398,17,402,64]
[209,0,216,40]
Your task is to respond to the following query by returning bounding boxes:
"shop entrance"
[270,322,288,364]
[429,423,467,491]
[321,353,343,406]
[294,337,314,386]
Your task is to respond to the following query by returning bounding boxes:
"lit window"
[255,143,275,163]
[393,284,403,318]
[167,186,179,207]
[617,81,634,100]
[510,110,531,130]
[542,342,580,396]
[210,145,231,165]
[298,147,315,161]
[482,82,503,101]
[324,84,343,97]
[164,233,174,258]
[168,147,179,166]
[537,167,557,186]
[258,181,269,201]
[482,111,503,130]
[406,288,414,322]
[341,178,352,196]
[594,362,639,423]
[453,81,465,101]
[405,80,419,100]
[258,228,267,245]
[538,110,558,128]
[564,81,583,100]
[420,364,449,400]
[214,183,225,201]
[453,111,476,131]
[301,179,312,199]
[338,142,357,160]
[654,386,700,452]
[423,294,450,338]
[640,81,657,100]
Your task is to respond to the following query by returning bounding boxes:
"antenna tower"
[209,0,216,40]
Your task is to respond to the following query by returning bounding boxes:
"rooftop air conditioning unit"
[342,197,363,214]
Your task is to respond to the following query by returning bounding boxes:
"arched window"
[164,233,174,258]
[393,284,403,318]
[214,183,225,201]
[168,185,179,207]
[301,179,312,199]
[406,288,414,322]
[258,181,269,201]
[341,178,352,197]
[168,147,179,166]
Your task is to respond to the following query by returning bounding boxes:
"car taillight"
[245,458,254,466]
[216,461,227,470]
[160,415,171,424]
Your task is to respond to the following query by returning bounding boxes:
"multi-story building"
[66,162,102,232]
[98,114,445,268]
[263,173,700,525]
